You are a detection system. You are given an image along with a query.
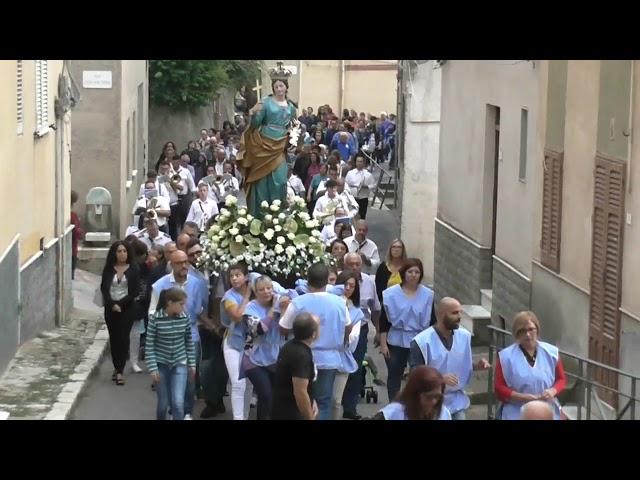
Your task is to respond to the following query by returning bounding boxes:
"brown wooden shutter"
[588,153,626,405]
[540,148,564,272]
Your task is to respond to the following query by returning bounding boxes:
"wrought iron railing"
[360,150,398,209]
[486,325,639,420]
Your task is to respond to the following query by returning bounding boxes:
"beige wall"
[621,61,640,315]
[400,61,441,284]
[70,60,148,239]
[557,61,600,289]
[263,60,397,118]
[0,60,69,264]
[439,60,539,276]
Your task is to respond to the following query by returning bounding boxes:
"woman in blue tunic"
[220,262,253,420]
[237,64,297,219]
[241,275,291,420]
[373,366,451,420]
[379,258,434,402]
[494,311,567,420]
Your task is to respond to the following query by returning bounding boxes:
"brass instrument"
[146,197,158,221]
[170,170,184,192]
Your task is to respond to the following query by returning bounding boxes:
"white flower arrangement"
[198,195,334,278]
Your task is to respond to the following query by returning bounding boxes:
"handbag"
[93,285,104,308]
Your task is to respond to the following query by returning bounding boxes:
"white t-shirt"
[345,168,376,199]
[186,198,219,230]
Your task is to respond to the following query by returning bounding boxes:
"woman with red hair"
[373,366,451,420]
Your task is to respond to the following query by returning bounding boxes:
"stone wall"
[433,219,492,305]
[0,237,20,374]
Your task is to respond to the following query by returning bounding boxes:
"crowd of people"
[92,104,565,421]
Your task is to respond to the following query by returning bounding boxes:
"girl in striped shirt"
[146,287,196,420]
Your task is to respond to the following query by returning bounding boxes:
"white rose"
[309,237,316,244]
[275,244,284,254]
[273,199,282,206]
[238,208,247,216]
[212,235,220,243]
[247,215,254,222]
[265,214,273,222]
[220,208,230,216]
[299,212,310,221]
[212,225,220,233]
[237,217,248,226]
[264,229,275,240]
[211,243,218,250]
[219,230,226,238]
[312,230,322,238]
[270,205,279,212]
[261,201,269,208]
[278,213,286,220]
[287,233,295,240]
[216,249,224,256]
[236,254,244,261]
[259,243,266,249]
[225,196,238,206]
[305,221,316,228]
[286,246,297,256]
[273,218,279,225]
[229,227,239,236]
[276,236,285,245]
[235,235,243,243]
[275,225,282,232]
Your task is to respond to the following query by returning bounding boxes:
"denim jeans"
[384,344,410,402]
[156,364,188,420]
[184,341,201,416]
[312,368,338,421]
[245,365,275,420]
[342,323,369,414]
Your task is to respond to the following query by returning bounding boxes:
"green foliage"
[149,60,262,110]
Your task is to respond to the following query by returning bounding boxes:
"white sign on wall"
[82,71,113,89]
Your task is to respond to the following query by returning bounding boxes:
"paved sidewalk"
[0,269,108,420]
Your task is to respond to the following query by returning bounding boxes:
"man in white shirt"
[197,129,211,152]
[137,217,172,249]
[133,179,171,233]
[336,177,360,219]
[344,154,376,220]
[344,220,380,274]
[158,160,180,240]
[186,183,219,232]
[213,147,227,176]
[138,170,171,202]
[313,180,342,225]
[170,155,197,233]
[287,167,306,204]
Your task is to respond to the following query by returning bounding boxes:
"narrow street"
[72,208,401,420]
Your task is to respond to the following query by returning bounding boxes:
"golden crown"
[268,62,293,81]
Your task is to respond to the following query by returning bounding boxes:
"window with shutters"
[17,60,24,135]
[35,60,49,136]
[588,154,626,405]
[540,148,564,272]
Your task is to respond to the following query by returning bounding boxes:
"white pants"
[223,337,250,420]
[129,320,143,366]
[332,372,349,420]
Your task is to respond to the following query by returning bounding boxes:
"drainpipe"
[339,60,345,117]
[628,60,634,194]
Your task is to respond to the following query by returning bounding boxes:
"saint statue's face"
[272,80,287,97]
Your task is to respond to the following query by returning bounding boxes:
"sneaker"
[184,414,193,420]
[131,362,143,373]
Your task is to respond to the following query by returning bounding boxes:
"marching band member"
[186,183,219,232]
[133,180,171,233]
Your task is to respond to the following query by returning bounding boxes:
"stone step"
[480,289,493,312]
[461,305,492,347]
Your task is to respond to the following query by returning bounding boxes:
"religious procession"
[4,60,598,423]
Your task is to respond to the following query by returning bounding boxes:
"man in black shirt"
[272,313,320,420]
